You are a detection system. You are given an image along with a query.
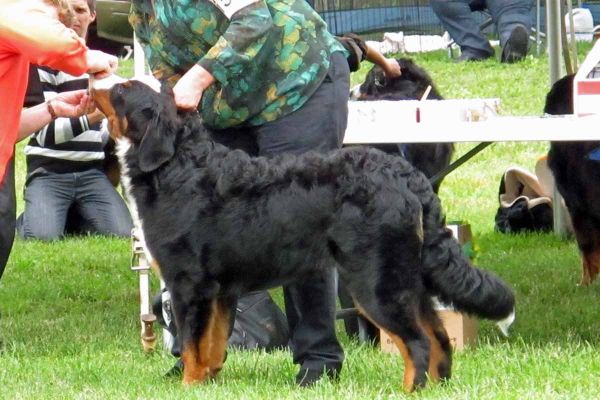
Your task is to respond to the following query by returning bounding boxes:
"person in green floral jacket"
[129,0,349,387]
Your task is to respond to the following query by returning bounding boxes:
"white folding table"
[345,100,600,234]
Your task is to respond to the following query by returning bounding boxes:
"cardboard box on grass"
[380,222,478,353]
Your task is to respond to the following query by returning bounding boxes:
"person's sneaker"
[501,25,529,63]
[295,366,339,387]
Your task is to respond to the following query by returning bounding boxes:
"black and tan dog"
[91,76,515,392]
[545,74,600,285]
[350,58,454,193]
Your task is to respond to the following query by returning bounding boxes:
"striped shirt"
[23,65,108,180]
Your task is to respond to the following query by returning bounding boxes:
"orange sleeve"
[0,5,88,76]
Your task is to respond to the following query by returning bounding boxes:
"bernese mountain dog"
[91,76,515,392]
[545,74,600,285]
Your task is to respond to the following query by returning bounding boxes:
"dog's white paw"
[496,309,515,337]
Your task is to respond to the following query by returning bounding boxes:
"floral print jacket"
[130,0,346,128]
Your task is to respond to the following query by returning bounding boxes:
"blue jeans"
[431,0,533,57]
[17,169,133,240]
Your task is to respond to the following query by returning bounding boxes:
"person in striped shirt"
[16,0,132,241]
[0,0,117,281]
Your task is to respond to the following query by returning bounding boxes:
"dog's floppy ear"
[138,107,176,173]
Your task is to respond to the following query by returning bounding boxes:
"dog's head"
[544,74,574,115]
[350,58,443,101]
[90,75,179,172]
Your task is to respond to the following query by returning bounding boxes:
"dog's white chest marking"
[115,138,157,267]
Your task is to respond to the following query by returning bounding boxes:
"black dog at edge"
[92,78,515,392]
[545,74,600,285]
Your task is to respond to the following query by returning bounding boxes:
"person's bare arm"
[0,3,117,77]
[364,46,402,78]
[17,89,95,141]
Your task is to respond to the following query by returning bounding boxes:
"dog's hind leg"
[418,296,452,382]
[337,228,435,391]
[352,295,431,392]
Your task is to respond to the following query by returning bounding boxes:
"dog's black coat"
[106,81,514,390]
[545,74,600,284]
[353,58,454,192]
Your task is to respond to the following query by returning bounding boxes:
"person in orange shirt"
[0,0,118,280]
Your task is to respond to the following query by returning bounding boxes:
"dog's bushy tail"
[409,171,516,328]
[422,225,515,321]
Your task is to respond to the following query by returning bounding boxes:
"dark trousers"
[431,0,533,57]
[208,51,349,371]
[0,156,16,281]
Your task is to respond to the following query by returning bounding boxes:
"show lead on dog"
[129,0,350,386]
[0,0,117,281]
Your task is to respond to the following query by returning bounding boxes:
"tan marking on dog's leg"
[206,300,230,378]
[354,304,418,392]
[182,301,218,385]
[386,329,418,392]
[581,249,600,285]
[421,321,444,381]
[425,309,452,381]
[581,257,591,286]
[181,346,211,384]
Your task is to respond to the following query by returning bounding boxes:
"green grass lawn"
[2,44,600,399]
